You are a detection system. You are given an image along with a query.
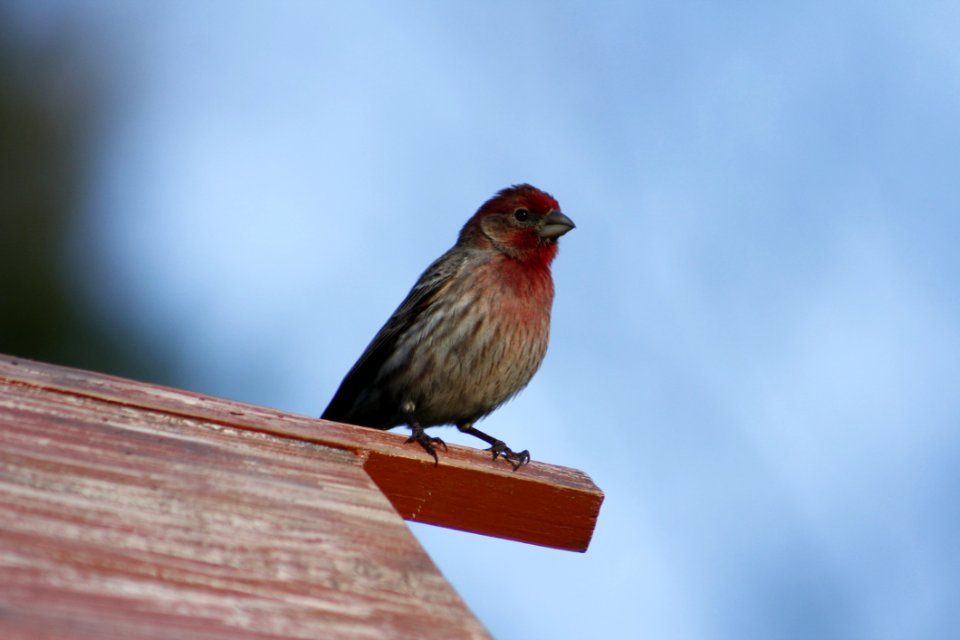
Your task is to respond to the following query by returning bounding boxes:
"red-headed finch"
[322,184,574,469]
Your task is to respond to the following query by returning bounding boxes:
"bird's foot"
[406,425,447,466]
[456,423,530,471]
[487,441,531,471]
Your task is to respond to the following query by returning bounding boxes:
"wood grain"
[0,365,491,639]
[0,355,604,552]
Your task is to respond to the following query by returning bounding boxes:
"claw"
[487,441,531,471]
[406,422,447,466]
[457,422,530,470]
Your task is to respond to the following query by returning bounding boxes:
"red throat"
[495,241,557,302]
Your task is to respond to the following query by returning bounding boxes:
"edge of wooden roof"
[0,354,604,552]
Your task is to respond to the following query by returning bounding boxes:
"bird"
[321,184,574,469]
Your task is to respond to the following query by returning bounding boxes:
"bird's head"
[459,184,575,264]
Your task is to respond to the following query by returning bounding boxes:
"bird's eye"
[514,208,530,222]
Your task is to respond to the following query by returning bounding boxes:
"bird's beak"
[539,210,576,239]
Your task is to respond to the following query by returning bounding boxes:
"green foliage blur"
[0,15,175,385]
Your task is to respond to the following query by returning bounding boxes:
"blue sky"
[8,2,960,638]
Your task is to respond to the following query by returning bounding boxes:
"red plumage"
[322,184,574,468]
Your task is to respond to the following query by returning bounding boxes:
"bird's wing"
[320,248,464,426]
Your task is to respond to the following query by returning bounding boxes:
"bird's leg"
[405,412,447,466]
[457,423,530,470]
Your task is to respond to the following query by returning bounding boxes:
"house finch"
[322,184,574,469]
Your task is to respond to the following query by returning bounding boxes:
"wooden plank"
[0,355,604,552]
[0,375,490,640]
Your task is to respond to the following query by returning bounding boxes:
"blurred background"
[2,1,959,638]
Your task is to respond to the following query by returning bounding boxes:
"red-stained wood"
[0,355,604,552]
[0,367,491,639]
